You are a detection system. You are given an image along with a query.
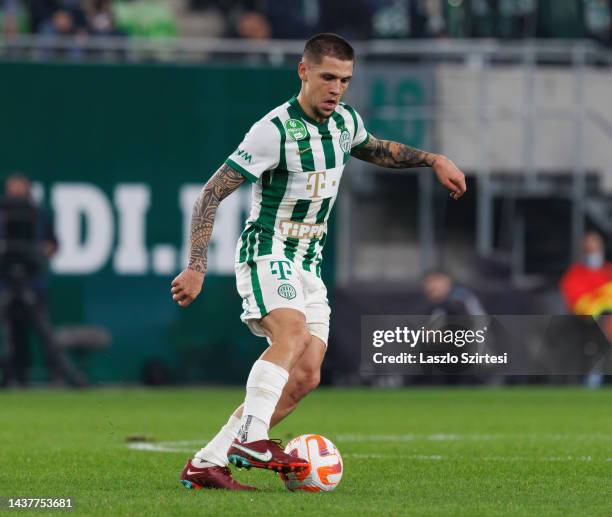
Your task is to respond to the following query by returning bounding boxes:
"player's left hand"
[432,155,467,200]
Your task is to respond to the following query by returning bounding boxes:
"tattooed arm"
[171,163,245,307]
[186,163,245,273]
[351,135,438,168]
[351,135,467,199]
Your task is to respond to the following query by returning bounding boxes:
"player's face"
[299,56,353,120]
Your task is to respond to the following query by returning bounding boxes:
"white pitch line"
[127,442,191,453]
[346,454,609,462]
[335,433,611,442]
[126,433,611,448]
[335,433,504,442]
[158,440,205,446]
[126,440,612,463]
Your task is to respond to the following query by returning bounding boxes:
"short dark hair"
[303,33,355,64]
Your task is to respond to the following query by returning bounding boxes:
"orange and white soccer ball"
[281,434,343,492]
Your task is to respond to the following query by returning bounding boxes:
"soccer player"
[171,33,466,491]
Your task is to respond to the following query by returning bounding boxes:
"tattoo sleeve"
[187,164,245,273]
[350,135,438,169]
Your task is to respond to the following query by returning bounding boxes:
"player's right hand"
[171,268,205,307]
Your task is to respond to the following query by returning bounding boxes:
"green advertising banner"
[0,60,336,383]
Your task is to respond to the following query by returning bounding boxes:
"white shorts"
[235,256,331,345]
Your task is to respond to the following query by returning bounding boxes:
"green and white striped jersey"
[226,96,369,277]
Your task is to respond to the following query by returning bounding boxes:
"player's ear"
[297,61,307,82]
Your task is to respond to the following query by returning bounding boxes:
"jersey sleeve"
[225,119,280,183]
[350,107,370,150]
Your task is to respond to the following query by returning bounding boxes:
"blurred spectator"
[1,0,20,38]
[417,271,487,386]
[236,10,269,39]
[560,231,612,387]
[36,4,89,59]
[28,0,88,34]
[423,0,446,37]
[86,0,122,36]
[583,0,612,44]
[423,270,487,316]
[560,232,612,316]
[183,0,225,37]
[0,173,85,388]
[3,0,611,43]
[40,7,83,35]
[199,0,259,38]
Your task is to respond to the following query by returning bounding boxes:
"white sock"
[194,414,241,467]
[239,359,289,443]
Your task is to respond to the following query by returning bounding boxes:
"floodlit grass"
[0,387,610,516]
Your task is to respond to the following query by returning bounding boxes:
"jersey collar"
[288,95,330,128]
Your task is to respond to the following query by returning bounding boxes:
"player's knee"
[279,320,311,354]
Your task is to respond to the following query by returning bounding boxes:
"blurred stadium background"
[0,0,611,387]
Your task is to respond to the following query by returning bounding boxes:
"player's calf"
[227,310,311,472]
[227,359,311,474]
[273,364,321,422]
[234,310,310,445]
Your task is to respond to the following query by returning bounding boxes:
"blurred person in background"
[85,0,122,36]
[39,4,87,36]
[235,9,270,40]
[421,271,488,385]
[0,173,85,388]
[1,0,20,39]
[214,0,265,38]
[423,270,486,316]
[583,0,612,45]
[373,269,486,389]
[36,1,89,58]
[560,231,612,387]
[27,0,87,34]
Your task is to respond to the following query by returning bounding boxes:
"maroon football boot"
[227,438,309,473]
[179,459,256,491]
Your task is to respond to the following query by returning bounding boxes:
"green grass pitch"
[1,387,610,516]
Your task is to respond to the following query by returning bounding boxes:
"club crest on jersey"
[339,129,352,154]
[278,283,297,300]
[284,119,308,141]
